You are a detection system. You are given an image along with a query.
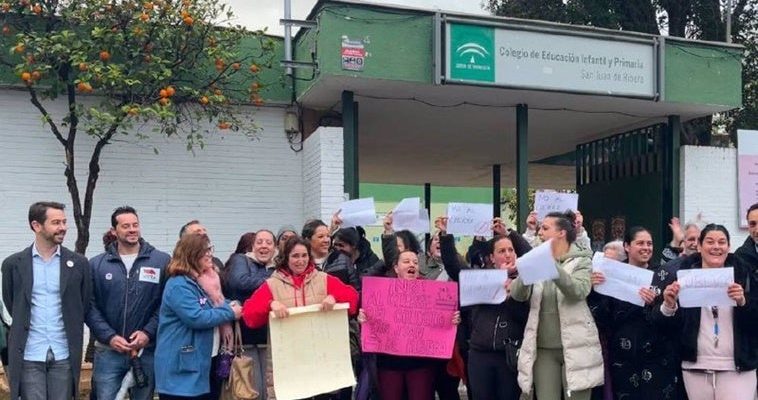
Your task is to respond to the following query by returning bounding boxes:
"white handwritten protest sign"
[459,269,509,307]
[411,209,431,234]
[677,268,735,308]
[338,198,376,228]
[591,253,654,306]
[534,191,579,221]
[516,239,559,285]
[446,203,492,237]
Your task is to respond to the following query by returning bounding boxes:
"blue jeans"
[93,347,155,400]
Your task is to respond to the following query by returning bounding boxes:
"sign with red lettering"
[341,38,366,71]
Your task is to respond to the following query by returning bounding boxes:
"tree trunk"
[660,0,691,37]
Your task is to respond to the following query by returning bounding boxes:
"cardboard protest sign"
[361,277,458,358]
[269,304,355,399]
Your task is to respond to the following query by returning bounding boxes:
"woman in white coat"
[509,210,603,400]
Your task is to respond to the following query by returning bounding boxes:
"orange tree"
[0,0,276,253]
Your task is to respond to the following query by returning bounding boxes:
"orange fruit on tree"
[231,63,241,71]
[213,89,222,96]
[31,70,40,80]
[182,16,193,26]
[165,86,175,97]
[250,81,260,90]
[20,71,30,82]
[99,50,110,62]
[78,62,88,71]
[159,89,168,98]
[249,64,260,73]
[199,96,209,105]
[139,12,149,22]
[76,82,92,93]
[159,97,170,106]
[143,2,153,11]
[13,43,24,53]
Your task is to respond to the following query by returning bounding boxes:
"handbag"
[216,346,234,380]
[228,321,259,400]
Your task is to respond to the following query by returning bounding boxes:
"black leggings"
[467,349,520,400]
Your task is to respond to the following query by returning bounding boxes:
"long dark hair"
[233,232,256,254]
[396,230,421,254]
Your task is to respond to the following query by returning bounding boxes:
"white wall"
[0,89,308,261]
[680,145,748,246]
[302,127,345,223]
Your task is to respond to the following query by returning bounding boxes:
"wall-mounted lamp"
[284,109,303,152]
[285,110,299,136]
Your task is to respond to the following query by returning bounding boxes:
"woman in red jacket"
[241,236,359,330]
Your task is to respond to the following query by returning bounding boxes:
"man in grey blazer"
[1,201,92,400]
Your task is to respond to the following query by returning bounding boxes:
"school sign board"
[444,22,657,98]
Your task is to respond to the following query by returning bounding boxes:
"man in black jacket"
[1,201,91,400]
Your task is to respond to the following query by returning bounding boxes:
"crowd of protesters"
[1,200,758,400]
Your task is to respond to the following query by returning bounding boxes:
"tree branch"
[28,87,67,147]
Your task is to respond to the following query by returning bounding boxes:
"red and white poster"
[341,38,365,71]
[738,130,758,227]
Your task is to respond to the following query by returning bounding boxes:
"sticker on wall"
[341,36,366,71]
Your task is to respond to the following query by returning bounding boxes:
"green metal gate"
[576,123,675,256]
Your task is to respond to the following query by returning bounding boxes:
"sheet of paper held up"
[338,198,376,228]
[516,239,559,285]
[677,268,735,308]
[534,191,579,221]
[446,202,492,237]
[392,198,430,233]
[459,269,509,307]
[591,253,654,307]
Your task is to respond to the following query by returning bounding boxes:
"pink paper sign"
[360,277,458,359]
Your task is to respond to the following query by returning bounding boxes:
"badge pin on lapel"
[66,260,74,268]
